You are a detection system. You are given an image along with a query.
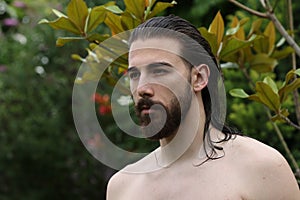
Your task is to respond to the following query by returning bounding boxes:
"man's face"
[128,38,193,140]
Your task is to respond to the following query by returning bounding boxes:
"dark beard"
[135,89,192,140]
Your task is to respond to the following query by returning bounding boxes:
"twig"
[267,110,300,179]
[228,0,268,18]
[267,12,300,57]
[287,0,300,125]
[279,114,300,131]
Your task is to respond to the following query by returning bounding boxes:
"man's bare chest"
[121,165,244,200]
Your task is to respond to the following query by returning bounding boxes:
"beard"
[135,86,192,140]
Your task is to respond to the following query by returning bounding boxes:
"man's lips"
[140,105,152,115]
[141,108,151,115]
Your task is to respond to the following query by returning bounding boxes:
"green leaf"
[226,16,247,39]
[220,35,257,61]
[52,9,67,18]
[229,89,249,98]
[271,46,294,60]
[295,68,300,76]
[124,0,145,20]
[264,21,275,53]
[120,11,141,30]
[86,6,107,33]
[278,78,300,103]
[255,81,280,111]
[71,54,85,62]
[248,18,262,37]
[44,17,81,35]
[67,0,89,33]
[248,94,261,102]
[283,69,300,85]
[208,11,224,47]
[104,12,123,34]
[56,36,85,47]
[263,76,278,93]
[253,36,269,54]
[106,5,124,14]
[148,1,177,19]
[250,53,278,73]
[86,33,110,43]
[271,109,289,122]
[198,27,218,56]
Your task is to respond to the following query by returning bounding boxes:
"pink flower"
[13,1,27,8]
[0,65,7,72]
[3,18,19,27]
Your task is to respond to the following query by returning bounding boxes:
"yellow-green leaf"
[278,78,300,103]
[121,11,141,30]
[271,46,294,60]
[67,0,89,33]
[263,76,278,93]
[198,27,218,56]
[86,33,110,43]
[229,88,249,98]
[105,12,124,35]
[250,53,278,73]
[255,81,280,111]
[220,34,257,61]
[283,69,300,85]
[227,16,245,40]
[264,21,275,53]
[56,36,85,47]
[248,18,262,37]
[208,11,224,47]
[45,17,81,35]
[253,37,269,54]
[87,6,107,33]
[271,109,289,122]
[106,5,124,14]
[147,1,176,19]
[124,0,145,20]
[52,9,67,18]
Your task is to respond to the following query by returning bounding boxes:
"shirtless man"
[107,15,300,199]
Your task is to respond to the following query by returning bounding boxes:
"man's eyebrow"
[127,62,173,72]
[127,67,138,73]
[147,62,173,68]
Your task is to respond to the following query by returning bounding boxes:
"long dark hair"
[129,15,241,160]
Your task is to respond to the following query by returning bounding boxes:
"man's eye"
[153,69,167,75]
[128,71,140,80]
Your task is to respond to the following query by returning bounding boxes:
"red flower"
[91,93,103,103]
[98,105,111,115]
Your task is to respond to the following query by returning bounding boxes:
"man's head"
[128,15,223,141]
[128,37,196,140]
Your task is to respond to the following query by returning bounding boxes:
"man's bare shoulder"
[225,135,300,199]
[106,151,158,199]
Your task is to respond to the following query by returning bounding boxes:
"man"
[107,15,300,199]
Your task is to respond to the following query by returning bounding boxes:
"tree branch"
[267,110,300,179]
[228,0,268,18]
[279,114,300,131]
[228,0,300,57]
[267,12,300,57]
[287,0,300,125]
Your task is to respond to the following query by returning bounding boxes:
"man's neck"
[156,96,206,168]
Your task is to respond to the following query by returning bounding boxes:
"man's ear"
[191,64,210,92]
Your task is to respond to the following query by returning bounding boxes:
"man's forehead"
[129,37,181,55]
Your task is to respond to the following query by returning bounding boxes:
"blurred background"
[0,0,299,199]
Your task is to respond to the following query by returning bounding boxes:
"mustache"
[135,98,164,113]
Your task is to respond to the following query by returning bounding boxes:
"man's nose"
[137,83,154,98]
